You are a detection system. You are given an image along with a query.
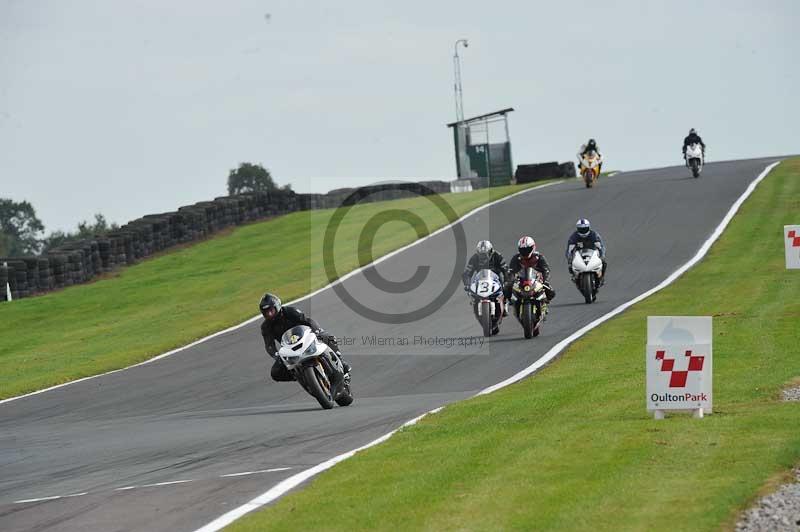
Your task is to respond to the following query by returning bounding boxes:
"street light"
[453,38,469,123]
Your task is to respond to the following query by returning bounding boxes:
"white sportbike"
[466,269,505,337]
[685,143,704,178]
[571,247,604,303]
[277,325,353,409]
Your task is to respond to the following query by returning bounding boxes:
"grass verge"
[228,159,800,532]
[0,182,551,400]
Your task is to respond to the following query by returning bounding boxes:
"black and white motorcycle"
[570,247,604,303]
[685,143,704,178]
[277,325,353,409]
[466,269,505,337]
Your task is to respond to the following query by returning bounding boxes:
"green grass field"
[228,159,800,532]
[0,182,549,400]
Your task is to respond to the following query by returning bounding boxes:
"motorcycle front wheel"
[479,301,493,337]
[580,273,594,304]
[583,170,594,188]
[521,301,534,339]
[303,361,336,409]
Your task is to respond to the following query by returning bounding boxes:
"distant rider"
[508,236,556,302]
[463,240,508,315]
[463,240,507,287]
[259,293,351,382]
[566,218,607,284]
[682,128,706,158]
[577,138,604,173]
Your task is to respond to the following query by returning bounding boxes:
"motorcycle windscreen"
[519,266,537,281]
[281,325,311,346]
[471,269,500,284]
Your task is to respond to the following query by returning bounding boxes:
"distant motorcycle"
[571,247,603,304]
[580,152,602,188]
[277,325,353,409]
[510,267,548,339]
[685,143,704,178]
[466,269,505,337]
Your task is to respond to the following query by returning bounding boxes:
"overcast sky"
[1,0,798,232]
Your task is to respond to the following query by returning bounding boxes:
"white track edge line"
[220,467,293,478]
[193,161,781,532]
[0,181,560,407]
[193,409,442,532]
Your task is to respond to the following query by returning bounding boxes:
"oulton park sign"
[785,225,800,270]
[646,316,713,419]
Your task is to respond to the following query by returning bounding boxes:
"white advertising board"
[646,316,712,417]
[785,225,800,269]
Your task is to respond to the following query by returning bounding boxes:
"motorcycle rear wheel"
[335,380,354,407]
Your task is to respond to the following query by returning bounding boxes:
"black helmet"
[689,128,697,135]
[259,293,282,321]
[588,138,596,148]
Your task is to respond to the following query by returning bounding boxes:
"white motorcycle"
[277,325,353,409]
[466,269,505,337]
[571,247,604,303]
[685,143,704,178]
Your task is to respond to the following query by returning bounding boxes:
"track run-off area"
[0,157,786,531]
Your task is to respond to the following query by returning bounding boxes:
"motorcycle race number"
[472,278,499,297]
[785,225,800,269]
[646,316,712,414]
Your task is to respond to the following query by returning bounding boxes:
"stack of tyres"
[8,260,28,299]
[23,258,39,294]
[37,257,52,291]
[66,254,79,286]
[50,254,67,288]
[90,241,101,274]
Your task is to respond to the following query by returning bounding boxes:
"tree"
[41,213,119,253]
[227,162,292,195]
[0,198,44,256]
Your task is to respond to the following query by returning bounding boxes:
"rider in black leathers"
[577,138,604,173]
[507,236,556,302]
[259,293,350,382]
[463,240,509,316]
[682,128,706,157]
[462,240,507,288]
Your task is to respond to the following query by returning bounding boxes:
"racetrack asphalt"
[0,157,785,531]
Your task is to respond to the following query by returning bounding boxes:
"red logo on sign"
[655,349,705,388]
[788,230,800,248]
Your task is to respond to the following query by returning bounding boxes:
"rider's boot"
[333,350,351,375]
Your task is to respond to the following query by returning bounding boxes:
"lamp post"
[453,38,468,123]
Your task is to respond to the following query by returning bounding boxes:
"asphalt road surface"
[0,157,784,531]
